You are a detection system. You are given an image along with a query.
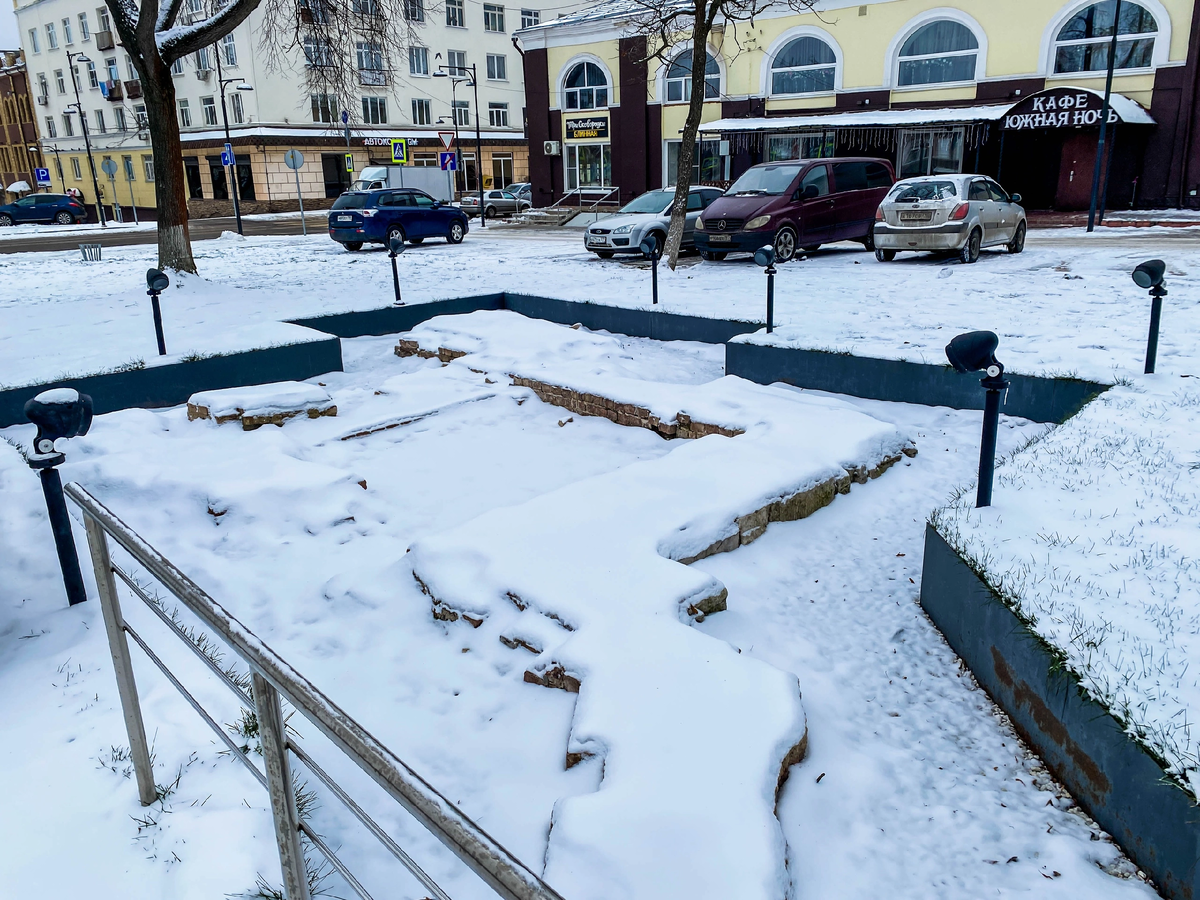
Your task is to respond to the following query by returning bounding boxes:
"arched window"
[564,62,609,110]
[771,36,836,95]
[665,51,720,102]
[1054,1,1158,74]
[897,21,979,86]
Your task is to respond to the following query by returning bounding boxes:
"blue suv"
[328,189,469,251]
[0,193,88,226]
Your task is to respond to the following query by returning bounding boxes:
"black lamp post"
[216,62,253,235]
[388,234,406,305]
[640,234,661,304]
[754,245,777,332]
[1133,259,1168,374]
[24,389,94,606]
[66,51,106,227]
[43,143,67,192]
[434,63,485,227]
[946,331,1008,508]
[146,268,169,355]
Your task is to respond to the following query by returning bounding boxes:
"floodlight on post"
[146,268,170,356]
[946,330,1008,509]
[24,388,94,606]
[640,235,661,305]
[388,235,406,306]
[754,245,777,333]
[1132,259,1167,374]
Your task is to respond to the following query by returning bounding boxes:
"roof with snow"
[516,0,689,33]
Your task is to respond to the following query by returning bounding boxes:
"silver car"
[585,186,723,258]
[460,189,532,218]
[873,174,1026,264]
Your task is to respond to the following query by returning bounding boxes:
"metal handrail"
[66,482,566,900]
[548,186,620,210]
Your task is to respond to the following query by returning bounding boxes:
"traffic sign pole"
[284,149,307,236]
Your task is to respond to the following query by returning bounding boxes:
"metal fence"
[66,483,566,900]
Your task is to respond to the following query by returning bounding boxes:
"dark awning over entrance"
[1002,87,1155,131]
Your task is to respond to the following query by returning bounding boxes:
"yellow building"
[517,0,1200,210]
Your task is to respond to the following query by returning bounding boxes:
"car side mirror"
[801,184,820,200]
[1010,193,1022,204]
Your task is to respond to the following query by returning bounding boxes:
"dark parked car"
[694,157,894,262]
[328,188,469,250]
[0,193,87,226]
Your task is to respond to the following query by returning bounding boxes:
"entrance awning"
[700,88,1153,136]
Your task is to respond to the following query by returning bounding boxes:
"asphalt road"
[0,214,328,254]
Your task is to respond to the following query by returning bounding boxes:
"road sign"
[438,131,455,150]
[221,142,234,166]
[390,139,408,164]
[100,158,117,177]
[439,151,457,171]
[345,153,354,172]
[284,149,305,170]
[341,109,349,125]
[34,167,51,187]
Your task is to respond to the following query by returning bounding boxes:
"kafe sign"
[565,116,609,140]
[1003,88,1120,130]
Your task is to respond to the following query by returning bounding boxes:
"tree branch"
[158,0,260,62]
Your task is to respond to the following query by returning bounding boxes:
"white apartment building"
[13,0,556,215]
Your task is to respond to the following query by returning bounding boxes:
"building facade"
[518,0,1200,211]
[14,0,555,219]
[0,48,40,197]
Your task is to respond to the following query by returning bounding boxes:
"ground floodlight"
[388,237,406,305]
[946,331,1008,509]
[641,235,661,305]
[389,235,406,257]
[754,246,775,268]
[639,235,659,258]
[23,388,94,606]
[146,268,170,292]
[945,330,1002,377]
[1132,259,1166,289]
[755,245,778,333]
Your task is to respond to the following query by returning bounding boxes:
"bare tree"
[107,0,425,273]
[623,0,815,269]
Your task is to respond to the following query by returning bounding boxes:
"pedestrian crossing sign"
[391,139,408,164]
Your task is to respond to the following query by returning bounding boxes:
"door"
[986,180,1016,242]
[321,153,350,199]
[795,164,837,244]
[968,179,1000,243]
[375,191,407,238]
[10,196,38,222]
[829,161,886,241]
[408,191,441,236]
[1055,132,1097,211]
[682,191,707,240]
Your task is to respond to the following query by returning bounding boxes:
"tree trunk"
[139,51,197,274]
[663,7,713,270]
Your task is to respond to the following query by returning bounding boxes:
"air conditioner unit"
[543,140,561,156]
[195,68,211,81]
[137,131,150,142]
[37,94,48,105]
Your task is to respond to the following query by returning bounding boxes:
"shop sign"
[362,136,420,146]
[1003,89,1119,130]
[565,116,609,140]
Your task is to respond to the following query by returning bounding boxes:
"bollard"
[146,268,170,356]
[388,235,406,306]
[945,331,1008,509]
[1132,260,1168,374]
[754,246,777,333]
[639,236,660,305]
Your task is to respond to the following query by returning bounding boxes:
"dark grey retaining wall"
[726,342,1105,424]
[921,525,1199,900]
[503,294,760,344]
[289,294,505,338]
[0,337,343,429]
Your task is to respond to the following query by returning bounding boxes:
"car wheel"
[0,214,12,227]
[447,221,465,244]
[485,205,498,218]
[801,244,820,253]
[54,211,73,225]
[875,248,896,262]
[699,250,727,261]
[343,241,363,251]
[595,251,615,259]
[1007,221,1027,254]
[386,224,406,246]
[959,228,982,264]
[773,226,797,263]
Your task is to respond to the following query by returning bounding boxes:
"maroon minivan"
[693,157,894,262]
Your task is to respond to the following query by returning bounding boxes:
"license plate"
[709,234,731,242]
[337,215,352,222]
[899,211,933,222]
[588,236,609,245]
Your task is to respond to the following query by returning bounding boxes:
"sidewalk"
[1028,209,1200,228]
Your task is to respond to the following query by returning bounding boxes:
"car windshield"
[892,181,958,202]
[331,194,369,210]
[619,190,672,214]
[505,184,527,192]
[726,164,803,196]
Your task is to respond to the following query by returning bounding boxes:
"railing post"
[82,513,157,806]
[253,671,312,900]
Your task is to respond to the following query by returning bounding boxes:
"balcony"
[124,79,142,99]
[95,30,115,51]
[359,69,388,86]
[102,80,124,101]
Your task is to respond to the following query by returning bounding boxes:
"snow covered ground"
[0,303,1159,898]
[3,227,1200,390]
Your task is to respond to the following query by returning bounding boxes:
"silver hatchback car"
[584,186,724,258]
[873,174,1027,263]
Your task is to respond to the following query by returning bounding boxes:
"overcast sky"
[2,7,19,51]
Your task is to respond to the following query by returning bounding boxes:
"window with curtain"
[1054,1,1157,74]
[897,21,979,86]
[771,36,836,95]
[665,51,720,102]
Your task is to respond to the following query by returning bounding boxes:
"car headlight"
[612,224,633,234]
[745,215,771,230]
[695,218,706,231]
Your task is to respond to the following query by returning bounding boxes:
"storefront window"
[566,144,612,190]
[1054,1,1157,74]
[492,153,514,189]
[897,128,964,178]
[665,52,720,102]
[768,131,835,161]
[665,140,723,185]
[770,36,836,95]
[896,21,979,87]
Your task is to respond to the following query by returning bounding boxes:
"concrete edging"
[920,524,1199,899]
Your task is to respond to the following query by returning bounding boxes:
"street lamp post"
[215,50,253,236]
[66,52,106,227]
[25,145,43,191]
[43,144,67,192]
[435,64,486,227]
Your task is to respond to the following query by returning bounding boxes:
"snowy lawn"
[0,310,1158,898]
[3,226,1200,389]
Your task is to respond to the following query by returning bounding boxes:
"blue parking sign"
[439,151,457,171]
[34,167,51,187]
